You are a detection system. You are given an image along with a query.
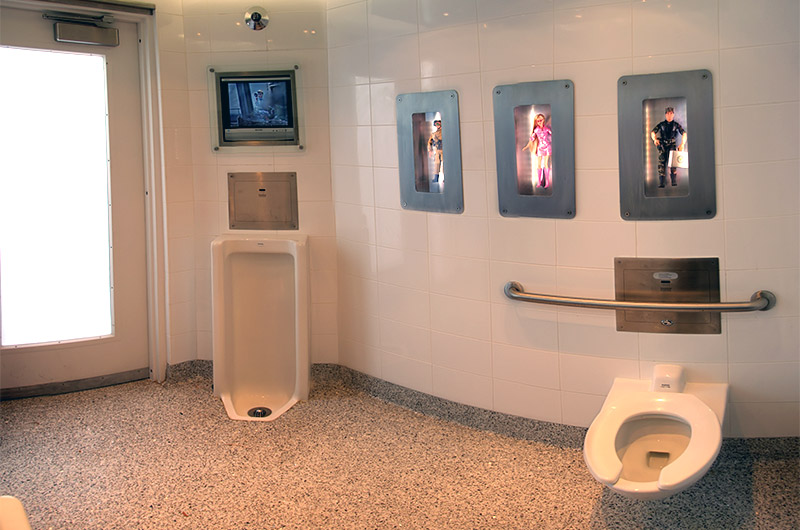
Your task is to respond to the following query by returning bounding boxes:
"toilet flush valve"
[650,364,686,393]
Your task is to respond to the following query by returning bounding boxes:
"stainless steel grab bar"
[504,281,777,312]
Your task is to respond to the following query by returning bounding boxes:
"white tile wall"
[325,1,799,437]
[153,0,799,437]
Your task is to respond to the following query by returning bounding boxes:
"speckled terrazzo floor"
[1,362,798,530]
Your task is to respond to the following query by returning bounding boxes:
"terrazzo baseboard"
[174,361,798,457]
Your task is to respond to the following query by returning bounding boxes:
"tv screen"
[214,69,299,146]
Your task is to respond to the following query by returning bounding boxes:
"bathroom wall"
[154,0,339,367]
[326,0,800,437]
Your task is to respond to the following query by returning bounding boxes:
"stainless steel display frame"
[396,90,464,214]
[618,69,716,220]
[493,80,575,219]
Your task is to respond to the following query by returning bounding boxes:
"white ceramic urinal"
[211,235,310,421]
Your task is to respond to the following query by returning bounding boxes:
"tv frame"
[208,65,303,153]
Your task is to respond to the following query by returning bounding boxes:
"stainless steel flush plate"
[228,172,298,230]
[614,257,721,334]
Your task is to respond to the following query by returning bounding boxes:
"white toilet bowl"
[583,365,728,500]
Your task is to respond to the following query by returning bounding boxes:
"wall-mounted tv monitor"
[213,69,299,147]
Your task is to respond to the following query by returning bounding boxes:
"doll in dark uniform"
[427,119,443,182]
[650,107,687,187]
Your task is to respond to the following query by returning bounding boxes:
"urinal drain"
[248,407,272,418]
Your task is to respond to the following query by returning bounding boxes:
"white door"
[0,4,149,393]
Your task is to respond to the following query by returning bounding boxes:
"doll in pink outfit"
[522,113,552,188]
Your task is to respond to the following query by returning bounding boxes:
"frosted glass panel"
[0,46,113,347]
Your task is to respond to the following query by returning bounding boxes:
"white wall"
[155,0,339,367]
[153,0,798,438]
[326,0,800,437]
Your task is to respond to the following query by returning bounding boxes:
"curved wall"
[327,0,800,438]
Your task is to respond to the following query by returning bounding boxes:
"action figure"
[522,113,552,188]
[427,119,443,182]
[650,106,687,187]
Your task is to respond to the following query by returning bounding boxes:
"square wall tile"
[428,215,489,259]
[419,24,481,78]
[555,266,614,299]
[420,73,483,123]
[555,221,635,269]
[374,167,402,209]
[377,246,429,290]
[477,0,553,21]
[330,126,373,166]
[462,170,489,217]
[727,402,800,438]
[370,79,422,125]
[727,316,800,364]
[418,0,477,32]
[368,0,418,40]
[311,333,339,364]
[376,207,428,251]
[720,44,799,107]
[723,160,799,220]
[339,307,380,345]
[379,318,431,362]
[489,218,556,265]
[327,1,368,48]
[574,115,618,170]
[338,273,379,313]
[635,220,726,260]
[299,201,336,236]
[721,102,799,164]
[328,43,370,86]
[561,391,605,428]
[557,311,639,359]
[378,282,431,328]
[294,164,333,203]
[574,170,620,222]
[491,302,559,352]
[371,125,399,168]
[370,34,421,82]
[332,165,374,206]
[329,85,372,126]
[719,0,800,48]
[559,353,639,395]
[555,3,631,63]
[494,379,562,423]
[312,302,338,335]
[382,351,433,394]
[340,338,382,378]
[430,294,492,341]
[639,332,727,364]
[479,12,554,71]
[431,331,491,375]
[632,0,718,57]
[492,342,560,389]
[554,58,630,117]
[429,254,490,301]
[309,236,338,271]
[432,365,493,410]
[267,11,327,50]
[311,269,338,303]
[729,362,800,402]
[209,13,268,52]
[335,202,377,244]
[725,216,800,270]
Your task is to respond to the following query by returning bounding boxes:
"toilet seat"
[584,391,722,493]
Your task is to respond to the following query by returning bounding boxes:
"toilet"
[583,364,728,500]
